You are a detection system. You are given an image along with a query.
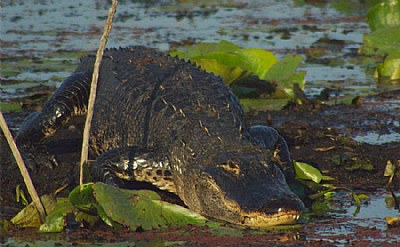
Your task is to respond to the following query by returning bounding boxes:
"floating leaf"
[196,52,243,68]
[367,0,400,31]
[375,53,400,80]
[68,183,97,214]
[386,217,400,228]
[170,40,240,60]
[352,193,369,207]
[384,160,395,177]
[309,189,335,200]
[294,161,323,184]
[352,193,361,206]
[321,175,335,181]
[193,58,246,84]
[11,194,58,228]
[360,26,400,56]
[171,40,305,99]
[92,183,206,231]
[39,198,74,233]
[263,55,303,82]
[263,55,305,98]
[357,194,369,200]
[323,191,336,200]
[235,48,278,78]
[95,203,122,229]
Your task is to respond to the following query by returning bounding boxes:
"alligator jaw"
[241,210,301,227]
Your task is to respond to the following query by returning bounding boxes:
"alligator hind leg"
[92,146,175,192]
[15,71,92,167]
[249,125,294,180]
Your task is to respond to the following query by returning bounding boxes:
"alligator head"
[180,150,304,227]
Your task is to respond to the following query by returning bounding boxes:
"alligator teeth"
[242,211,302,226]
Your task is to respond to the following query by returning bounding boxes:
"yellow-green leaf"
[294,161,323,184]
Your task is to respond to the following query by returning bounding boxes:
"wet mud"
[1,90,399,246]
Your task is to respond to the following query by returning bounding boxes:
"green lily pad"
[95,202,122,229]
[92,183,207,231]
[195,51,243,68]
[235,48,278,78]
[170,40,240,60]
[170,40,305,98]
[68,183,97,214]
[11,194,58,228]
[38,198,75,233]
[263,55,303,81]
[375,53,400,80]
[367,0,400,31]
[69,183,119,228]
[360,26,400,56]
[193,58,246,84]
[11,194,77,233]
[263,55,305,98]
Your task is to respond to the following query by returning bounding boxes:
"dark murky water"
[0,0,387,96]
[1,0,399,245]
[1,0,399,144]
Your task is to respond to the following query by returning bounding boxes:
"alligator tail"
[16,71,92,144]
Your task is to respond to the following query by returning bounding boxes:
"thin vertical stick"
[80,0,118,186]
[0,111,46,223]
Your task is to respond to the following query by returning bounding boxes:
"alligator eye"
[217,160,240,177]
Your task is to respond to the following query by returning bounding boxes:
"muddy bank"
[1,90,399,214]
[1,92,400,245]
[247,89,400,190]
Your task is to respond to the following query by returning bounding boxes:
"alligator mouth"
[241,209,301,227]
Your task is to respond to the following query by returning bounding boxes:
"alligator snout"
[186,151,304,227]
[238,181,304,226]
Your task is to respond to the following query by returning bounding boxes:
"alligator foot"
[92,146,172,190]
[17,144,58,171]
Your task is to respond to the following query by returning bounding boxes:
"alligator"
[16,47,304,226]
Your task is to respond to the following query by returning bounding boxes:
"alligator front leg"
[15,71,92,168]
[92,146,174,192]
[249,125,294,180]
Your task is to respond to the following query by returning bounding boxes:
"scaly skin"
[16,47,304,226]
